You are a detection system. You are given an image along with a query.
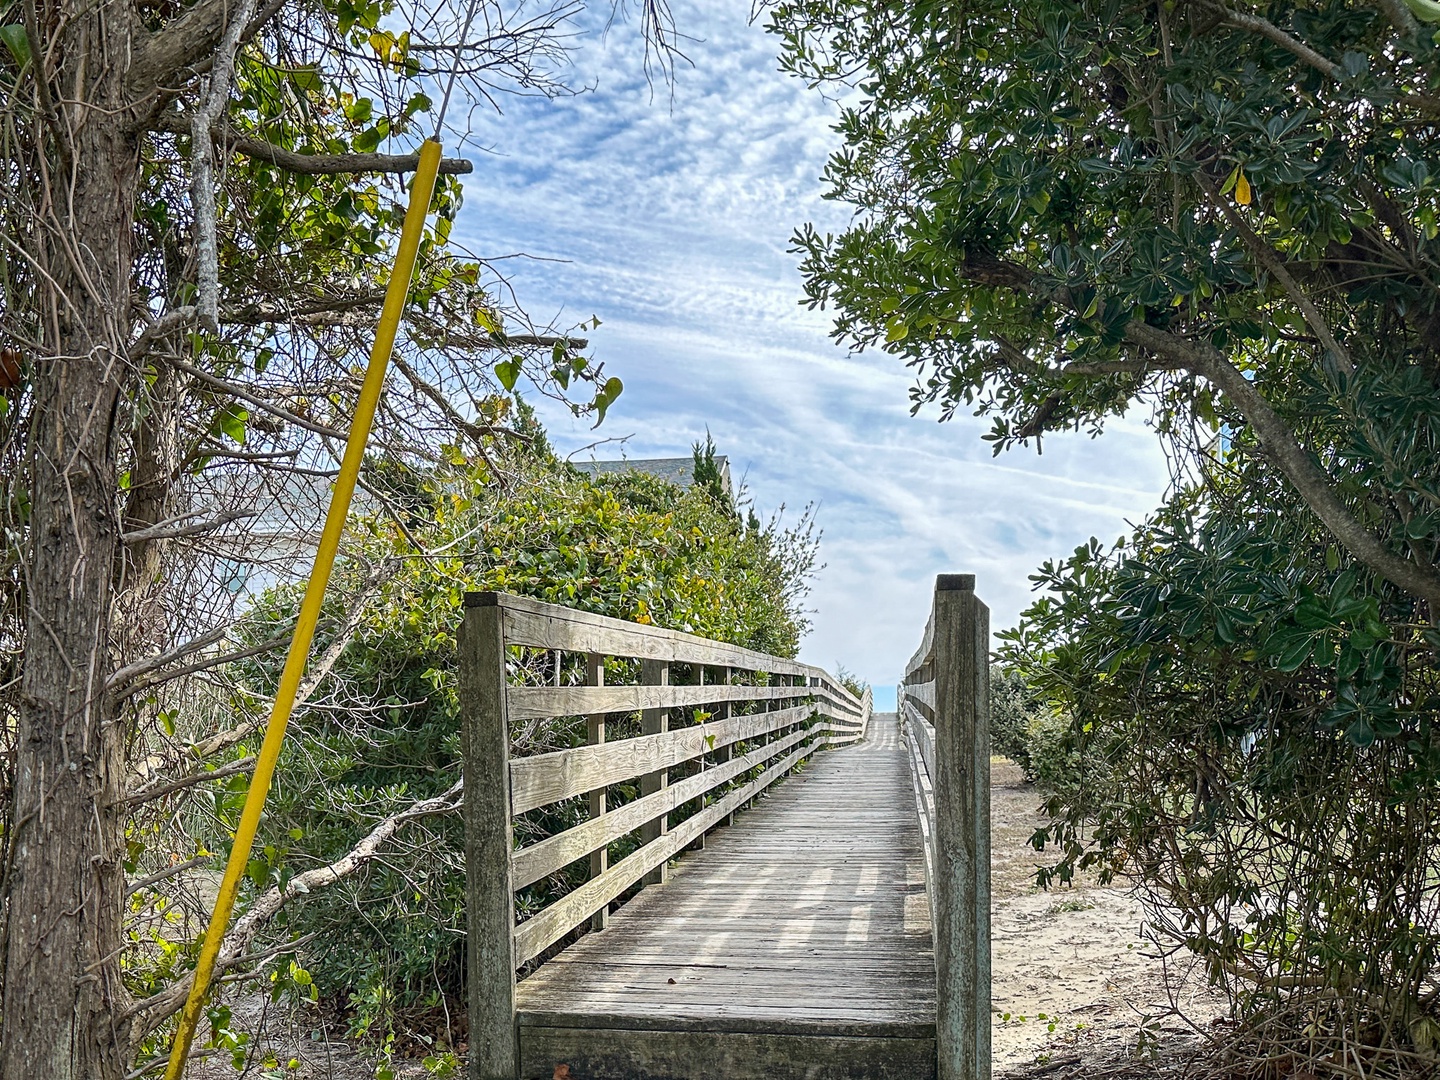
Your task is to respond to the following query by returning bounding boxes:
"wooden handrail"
[458,591,869,1080]
[899,574,991,1080]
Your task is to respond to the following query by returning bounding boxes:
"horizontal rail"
[510,725,814,890]
[513,734,818,965]
[510,703,814,814]
[508,681,812,721]
[478,592,815,680]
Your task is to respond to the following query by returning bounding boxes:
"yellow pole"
[164,138,446,1080]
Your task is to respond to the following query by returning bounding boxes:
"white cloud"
[453,0,1170,707]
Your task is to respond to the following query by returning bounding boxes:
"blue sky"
[452,0,1171,708]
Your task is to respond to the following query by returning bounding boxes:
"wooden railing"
[458,592,870,1079]
[900,574,992,1080]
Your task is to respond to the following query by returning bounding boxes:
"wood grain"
[459,604,518,1080]
[508,704,815,814]
[512,737,818,965]
[513,715,936,1079]
[510,726,815,890]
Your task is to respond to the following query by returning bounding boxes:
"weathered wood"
[929,576,991,1080]
[510,725,814,889]
[586,652,608,932]
[640,658,670,886]
[904,724,937,908]
[461,593,865,714]
[907,679,937,716]
[512,736,817,965]
[518,1026,936,1080]
[716,666,734,827]
[459,602,518,1080]
[507,680,810,721]
[513,715,934,1079]
[508,703,814,814]
[485,592,816,677]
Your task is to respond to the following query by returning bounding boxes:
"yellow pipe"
[164,138,446,1080]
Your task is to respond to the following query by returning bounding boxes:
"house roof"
[573,456,731,494]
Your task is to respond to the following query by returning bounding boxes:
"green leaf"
[1275,635,1313,673]
[592,376,623,426]
[0,24,31,67]
[494,357,521,391]
[218,406,248,444]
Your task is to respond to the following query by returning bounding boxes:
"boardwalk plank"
[514,714,936,1080]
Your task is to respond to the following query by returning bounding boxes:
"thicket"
[196,425,819,1050]
[770,0,1440,1071]
[0,0,680,1070]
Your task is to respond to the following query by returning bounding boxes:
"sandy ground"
[987,760,1227,1076]
[192,760,1224,1079]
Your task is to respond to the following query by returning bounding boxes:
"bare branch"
[124,780,463,1043]
[126,757,257,809]
[108,627,231,692]
[152,114,474,175]
[113,632,291,701]
[128,855,216,897]
[188,0,263,331]
[121,509,258,546]
[162,357,351,441]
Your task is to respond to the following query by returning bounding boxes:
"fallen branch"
[124,779,463,1044]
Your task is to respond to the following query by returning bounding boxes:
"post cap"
[463,591,501,608]
[935,573,975,592]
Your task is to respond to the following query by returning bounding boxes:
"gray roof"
[573,456,731,495]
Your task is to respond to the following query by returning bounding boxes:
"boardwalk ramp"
[459,582,990,1080]
[514,713,934,1079]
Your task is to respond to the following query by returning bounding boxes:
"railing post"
[931,574,991,1080]
[460,596,518,1080]
[640,658,669,885]
[717,666,734,827]
[586,652,608,931]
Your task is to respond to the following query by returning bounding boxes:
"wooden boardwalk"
[513,713,937,1080]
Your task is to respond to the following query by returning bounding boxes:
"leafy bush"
[1001,477,1440,1068]
[213,427,820,1021]
[989,666,1036,772]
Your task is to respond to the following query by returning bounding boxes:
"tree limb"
[108,627,231,692]
[126,0,283,102]
[124,779,463,1044]
[153,114,474,175]
[162,357,352,441]
[127,855,216,897]
[112,632,292,702]
[190,0,260,332]
[956,252,1440,606]
[121,508,258,545]
[1200,2,1440,117]
[1195,172,1354,374]
[126,757,257,808]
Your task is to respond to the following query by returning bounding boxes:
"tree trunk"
[1,0,140,1072]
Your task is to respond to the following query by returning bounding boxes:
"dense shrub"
[989,666,1036,772]
[1001,474,1440,1072]
[212,425,819,1019]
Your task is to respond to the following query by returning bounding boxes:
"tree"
[0,0,670,1074]
[768,0,1440,607]
[766,1,1440,1067]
